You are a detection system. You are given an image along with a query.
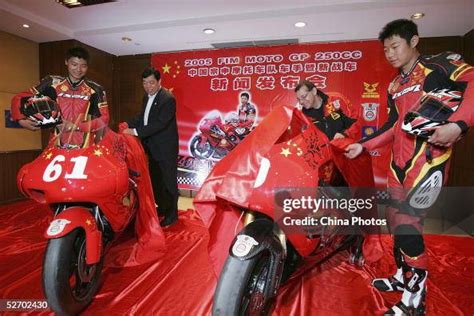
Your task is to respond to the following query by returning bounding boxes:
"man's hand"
[344,143,363,159]
[333,132,345,140]
[428,123,462,147]
[122,128,136,136]
[18,119,40,131]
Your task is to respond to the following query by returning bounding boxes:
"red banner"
[151,41,396,189]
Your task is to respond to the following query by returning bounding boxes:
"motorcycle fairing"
[44,206,102,265]
[18,134,131,232]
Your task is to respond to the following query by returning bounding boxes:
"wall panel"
[448,30,474,186]
[0,150,41,203]
[0,31,41,151]
[114,54,152,124]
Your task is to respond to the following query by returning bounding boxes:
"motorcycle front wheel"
[190,135,215,159]
[43,228,103,316]
[213,252,273,316]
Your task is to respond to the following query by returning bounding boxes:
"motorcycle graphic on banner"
[189,110,254,160]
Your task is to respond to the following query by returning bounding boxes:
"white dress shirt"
[133,92,157,136]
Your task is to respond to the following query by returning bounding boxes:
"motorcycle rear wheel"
[43,228,103,316]
[213,252,273,316]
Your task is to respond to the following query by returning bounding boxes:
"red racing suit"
[359,52,474,267]
[11,75,109,130]
[238,102,257,126]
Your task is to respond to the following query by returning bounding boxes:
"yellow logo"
[81,85,92,95]
[330,112,341,120]
[364,127,375,136]
[60,85,68,92]
[362,82,380,98]
[326,103,335,113]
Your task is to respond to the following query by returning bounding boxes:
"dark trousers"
[149,157,178,219]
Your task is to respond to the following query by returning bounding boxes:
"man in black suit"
[123,67,179,227]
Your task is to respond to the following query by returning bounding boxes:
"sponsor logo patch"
[392,84,421,99]
[232,235,259,257]
[46,219,72,236]
[446,53,461,61]
[58,92,90,100]
[362,125,377,137]
[362,82,380,98]
[362,103,379,121]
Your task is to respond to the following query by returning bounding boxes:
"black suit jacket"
[127,88,179,163]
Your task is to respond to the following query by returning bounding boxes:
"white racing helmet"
[224,112,239,124]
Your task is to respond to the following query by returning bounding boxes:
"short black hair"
[66,47,90,63]
[378,19,419,43]
[240,92,250,99]
[294,80,315,92]
[142,67,161,81]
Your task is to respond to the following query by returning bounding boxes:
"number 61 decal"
[43,155,88,182]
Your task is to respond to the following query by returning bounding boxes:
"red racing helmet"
[401,88,463,138]
[21,95,62,128]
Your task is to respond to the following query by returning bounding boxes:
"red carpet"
[0,200,472,315]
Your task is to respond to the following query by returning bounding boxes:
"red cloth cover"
[194,105,383,275]
[106,122,166,266]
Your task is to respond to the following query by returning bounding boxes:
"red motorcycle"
[194,105,375,315]
[17,115,163,315]
[189,110,253,160]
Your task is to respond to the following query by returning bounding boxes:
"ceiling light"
[203,28,215,35]
[411,13,425,20]
[55,0,116,9]
[22,24,30,28]
[294,22,306,28]
[61,0,81,5]
[121,37,132,42]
